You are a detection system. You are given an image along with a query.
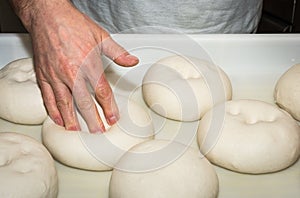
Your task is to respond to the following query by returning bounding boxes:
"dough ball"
[0,132,58,198]
[197,99,300,174]
[109,140,219,198]
[274,63,300,121]
[42,99,154,171]
[0,58,47,124]
[142,55,232,121]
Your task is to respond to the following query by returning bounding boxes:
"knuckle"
[76,99,94,111]
[95,84,112,101]
[43,95,56,107]
[56,98,71,110]
[95,76,113,101]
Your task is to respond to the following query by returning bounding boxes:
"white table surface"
[0,33,299,198]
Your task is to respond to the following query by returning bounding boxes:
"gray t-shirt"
[71,0,262,33]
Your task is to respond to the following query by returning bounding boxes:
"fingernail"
[127,55,139,64]
[90,126,105,133]
[68,125,81,131]
[126,54,136,59]
[107,115,118,125]
[93,128,105,134]
[54,118,63,126]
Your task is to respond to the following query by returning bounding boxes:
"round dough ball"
[197,99,300,174]
[142,55,232,121]
[274,63,300,121]
[0,58,47,124]
[42,99,154,171]
[109,140,219,198]
[0,132,58,198]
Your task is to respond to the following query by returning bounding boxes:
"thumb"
[101,36,139,67]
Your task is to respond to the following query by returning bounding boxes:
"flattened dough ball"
[42,99,154,171]
[197,99,300,174]
[110,140,219,198]
[0,132,58,198]
[274,63,300,121]
[142,55,232,121]
[0,58,47,124]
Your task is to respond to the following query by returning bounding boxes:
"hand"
[11,0,139,132]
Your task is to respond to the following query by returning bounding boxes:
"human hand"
[11,0,139,132]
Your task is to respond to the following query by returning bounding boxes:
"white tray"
[0,34,299,198]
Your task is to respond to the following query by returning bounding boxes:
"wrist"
[9,0,73,33]
[9,0,34,30]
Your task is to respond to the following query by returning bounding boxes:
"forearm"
[9,0,73,32]
[9,0,33,23]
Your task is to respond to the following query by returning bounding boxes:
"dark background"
[258,0,300,33]
[1,0,300,33]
